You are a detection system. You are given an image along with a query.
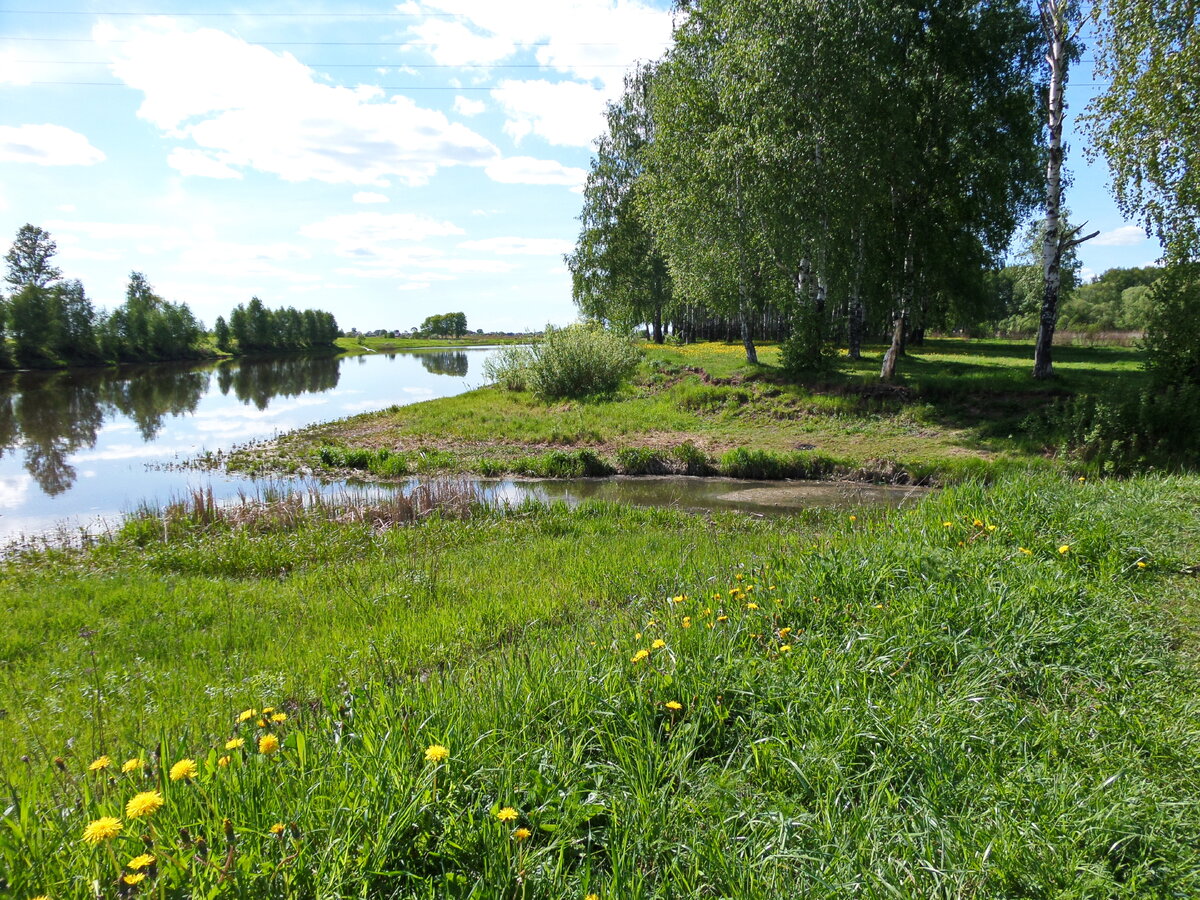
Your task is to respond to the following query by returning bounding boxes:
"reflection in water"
[215,355,340,410]
[0,355,344,495]
[417,351,469,377]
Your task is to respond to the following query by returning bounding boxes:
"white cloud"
[168,148,243,179]
[105,21,499,185]
[1092,225,1147,246]
[57,204,77,213]
[491,79,608,147]
[460,237,574,255]
[0,50,32,86]
[300,212,464,258]
[453,95,487,116]
[352,191,390,204]
[484,155,587,187]
[0,124,106,166]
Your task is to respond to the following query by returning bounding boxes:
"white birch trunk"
[1034,1,1067,380]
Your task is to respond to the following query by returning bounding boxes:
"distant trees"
[226,297,339,352]
[418,312,468,337]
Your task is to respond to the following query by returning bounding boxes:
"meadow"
[228,338,1168,486]
[2,473,1200,897]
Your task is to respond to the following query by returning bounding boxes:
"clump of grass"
[718,446,842,480]
[484,324,641,399]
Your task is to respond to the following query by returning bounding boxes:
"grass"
[335,335,528,355]
[228,338,1149,485]
[3,473,1200,897]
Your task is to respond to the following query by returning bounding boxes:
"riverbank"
[225,338,1148,485]
[335,334,530,355]
[3,473,1199,896]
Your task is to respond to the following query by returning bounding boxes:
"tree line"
[568,0,1198,385]
[2,225,339,367]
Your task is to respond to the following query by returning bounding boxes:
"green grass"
[335,335,527,355]
[230,338,1151,485]
[3,474,1200,897]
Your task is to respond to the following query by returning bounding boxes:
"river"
[0,347,928,542]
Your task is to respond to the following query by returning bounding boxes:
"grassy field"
[226,338,1150,485]
[2,474,1200,897]
[335,335,528,355]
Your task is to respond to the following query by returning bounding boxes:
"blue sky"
[0,3,1163,333]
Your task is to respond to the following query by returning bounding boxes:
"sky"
[0,3,1165,334]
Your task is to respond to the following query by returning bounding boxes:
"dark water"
[0,349,487,540]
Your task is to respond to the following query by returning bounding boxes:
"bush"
[485,324,641,400]
[616,447,671,475]
[1143,262,1200,387]
[718,447,840,480]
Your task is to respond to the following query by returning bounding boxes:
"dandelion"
[1019,547,1033,555]
[671,595,685,603]
[89,756,111,773]
[169,759,197,782]
[735,574,743,581]
[778,627,791,637]
[127,853,155,870]
[780,644,793,653]
[682,616,692,628]
[1058,544,1070,554]
[82,816,123,844]
[1078,476,1086,482]
[237,709,257,723]
[225,738,245,751]
[425,744,450,763]
[1136,561,1148,569]
[261,707,275,715]
[586,894,600,900]
[125,790,163,820]
[496,807,518,823]
[986,524,997,532]
[121,873,146,886]
[849,515,857,522]
[631,649,649,663]
[634,632,642,640]
[121,758,143,774]
[514,827,532,841]
[218,755,231,768]
[942,521,953,528]
[259,734,280,756]
[257,719,267,728]
[665,701,683,711]
[651,639,666,650]
[271,713,287,724]
[746,602,758,610]
[716,615,728,623]
[269,823,285,835]
[972,518,984,528]
[873,603,884,609]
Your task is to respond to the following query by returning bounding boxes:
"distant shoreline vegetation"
[1,224,341,372]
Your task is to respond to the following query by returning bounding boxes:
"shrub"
[616,447,670,475]
[482,345,535,391]
[528,324,642,399]
[718,447,840,480]
[1143,262,1200,387]
[672,441,712,475]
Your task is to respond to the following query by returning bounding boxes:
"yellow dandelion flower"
[425,744,450,763]
[631,649,649,663]
[1136,561,1147,569]
[88,756,111,772]
[735,574,743,581]
[125,790,163,820]
[218,755,231,768]
[225,738,245,751]
[121,757,143,774]
[716,615,728,622]
[82,816,123,844]
[651,638,666,650]
[780,644,793,653]
[682,616,691,628]
[634,632,642,640]
[29,895,51,900]
[746,602,758,610]
[169,759,197,782]
[665,701,683,711]
[121,873,146,886]
[256,719,267,728]
[261,707,275,715]
[1058,544,1070,554]
[496,807,518,823]
[514,827,532,841]
[127,853,155,870]
[973,518,984,527]
[586,894,600,900]
[237,708,257,723]
[1019,547,1033,555]
[271,713,287,724]
[703,607,712,615]
[873,603,884,609]
[1078,476,1086,482]
[258,733,280,756]
[986,524,997,532]
[778,627,791,637]
[269,823,285,835]
[647,619,657,626]
[671,595,685,603]
[849,515,857,522]
[942,521,953,527]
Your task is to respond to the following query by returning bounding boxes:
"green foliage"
[228,297,338,353]
[481,345,535,391]
[418,311,468,337]
[486,325,641,400]
[615,446,671,474]
[718,447,839,480]
[779,306,836,376]
[1143,262,1200,385]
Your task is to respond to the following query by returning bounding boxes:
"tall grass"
[2,475,1200,897]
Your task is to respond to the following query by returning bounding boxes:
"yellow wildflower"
[269,823,285,835]
[1078,476,1086,482]
[237,708,257,723]
[1058,544,1070,554]
[973,518,984,527]
[261,707,275,715]
[88,756,111,773]
[225,738,245,750]
[258,733,280,756]
[125,790,163,820]
[127,853,155,870]
[82,816,123,844]
[121,874,146,886]
[271,713,287,723]
[735,574,743,581]
[665,701,683,711]
[1136,561,1147,569]
[651,639,666,650]
[121,757,143,774]
[986,524,997,532]
[496,807,518,823]
[746,602,758,610]
[780,644,793,653]
[942,521,953,527]
[218,755,231,768]
[634,632,642,640]
[716,615,728,623]
[425,744,450,763]
[1019,547,1033,555]
[631,649,649,663]
[514,827,532,841]
[671,595,685,603]
[169,759,197,782]
[586,894,600,900]
[682,616,691,628]
[849,515,857,522]
[778,627,791,637]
